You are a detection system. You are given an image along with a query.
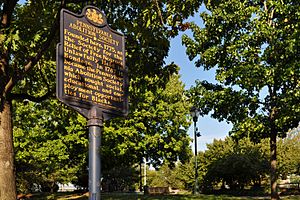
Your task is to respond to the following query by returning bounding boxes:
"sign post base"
[87,106,103,200]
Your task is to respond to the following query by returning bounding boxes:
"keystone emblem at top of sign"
[85,8,105,26]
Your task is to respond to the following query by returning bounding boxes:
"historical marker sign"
[57,6,128,118]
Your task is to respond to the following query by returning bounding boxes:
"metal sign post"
[87,107,102,200]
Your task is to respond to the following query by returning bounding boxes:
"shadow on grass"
[28,192,300,200]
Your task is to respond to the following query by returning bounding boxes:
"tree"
[101,72,193,189]
[1,1,63,198]
[101,164,139,192]
[13,99,88,193]
[175,152,207,192]
[203,137,269,191]
[277,127,300,178]
[148,163,185,189]
[1,1,201,198]
[183,1,300,199]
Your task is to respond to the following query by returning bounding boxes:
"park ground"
[24,192,300,200]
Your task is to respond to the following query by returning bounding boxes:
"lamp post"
[190,107,200,194]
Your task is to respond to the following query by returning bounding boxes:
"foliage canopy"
[183,0,300,199]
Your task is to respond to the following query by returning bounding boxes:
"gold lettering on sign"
[62,13,125,111]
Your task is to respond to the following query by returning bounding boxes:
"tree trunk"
[139,159,142,192]
[270,131,279,200]
[0,100,16,200]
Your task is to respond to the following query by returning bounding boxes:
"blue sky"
[165,12,232,152]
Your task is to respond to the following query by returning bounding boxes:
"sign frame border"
[56,6,128,119]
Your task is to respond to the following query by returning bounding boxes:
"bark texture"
[0,101,16,200]
[270,132,279,200]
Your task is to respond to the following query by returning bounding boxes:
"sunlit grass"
[28,192,300,200]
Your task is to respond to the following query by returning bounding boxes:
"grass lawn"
[28,192,300,200]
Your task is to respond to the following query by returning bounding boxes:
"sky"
[164,12,232,152]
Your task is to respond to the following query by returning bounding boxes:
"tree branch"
[9,90,55,102]
[154,0,164,26]
[4,0,66,98]
[0,0,15,73]
[264,0,267,12]
[1,1,18,108]
[1,0,18,29]
[269,8,275,27]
